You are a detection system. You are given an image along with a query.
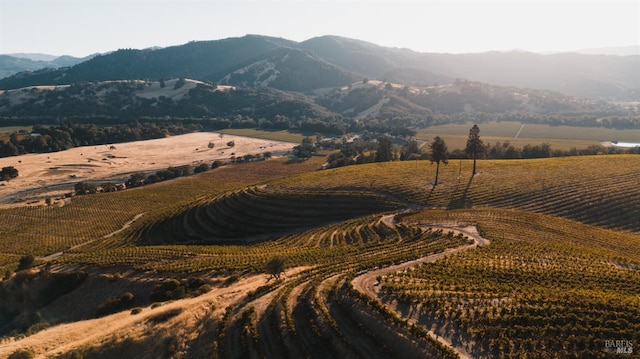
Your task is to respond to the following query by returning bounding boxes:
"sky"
[0,0,638,57]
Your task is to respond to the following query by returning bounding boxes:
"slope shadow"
[447,174,475,209]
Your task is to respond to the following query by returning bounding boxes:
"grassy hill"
[1,154,639,357]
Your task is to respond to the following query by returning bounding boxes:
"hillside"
[1,35,638,100]
[1,77,634,134]
[0,155,639,357]
[218,47,359,92]
[0,78,336,122]
[0,36,294,89]
[0,53,93,79]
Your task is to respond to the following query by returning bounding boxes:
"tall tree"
[465,124,484,175]
[375,136,393,162]
[429,136,449,186]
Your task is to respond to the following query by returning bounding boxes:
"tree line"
[0,121,202,158]
[300,125,639,172]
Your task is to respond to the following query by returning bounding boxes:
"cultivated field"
[1,144,639,357]
[416,121,640,151]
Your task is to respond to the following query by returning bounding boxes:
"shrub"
[149,279,184,302]
[184,276,206,291]
[95,292,135,317]
[265,257,286,281]
[26,321,49,335]
[0,166,19,181]
[194,163,209,173]
[130,307,143,315]
[8,349,35,359]
[16,254,35,272]
[149,277,209,302]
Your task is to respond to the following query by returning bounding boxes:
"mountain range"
[0,53,96,79]
[1,35,638,100]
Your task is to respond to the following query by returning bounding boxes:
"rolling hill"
[1,35,638,100]
[0,154,639,358]
[0,53,95,79]
[0,77,631,133]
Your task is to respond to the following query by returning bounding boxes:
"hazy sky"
[1,0,638,57]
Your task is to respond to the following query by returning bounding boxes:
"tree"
[265,257,286,281]
[125,172,146,188]
[0,166,19,181]
[429,136,449,185]
[375,136,393,162]
[74,182,97,195]
[465,124,484,175]
[292,137,316,159]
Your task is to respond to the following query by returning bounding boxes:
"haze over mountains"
[1,35,638,100]
[0,53,96,79]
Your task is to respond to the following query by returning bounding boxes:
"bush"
[194,163,209,173]
[149,277,209,302]
[8,349,35,359]
[95,292,135,317]
[16,254,35,271]
[265,257,286,281]
[0,166,19,181]
[149,279,184,302]
[26,321,49,335]
[130,307,143,315]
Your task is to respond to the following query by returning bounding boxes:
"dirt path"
[351,220,489,359]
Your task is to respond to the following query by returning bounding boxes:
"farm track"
[199,214,471,359]
[351,222,488,359]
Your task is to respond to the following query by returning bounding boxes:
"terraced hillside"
[136,155,640,249]
[142,186,406,244]
[1,154,639,358]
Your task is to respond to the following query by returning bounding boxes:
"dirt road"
[351,221,489,359]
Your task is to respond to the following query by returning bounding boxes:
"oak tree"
[429,136,449,185]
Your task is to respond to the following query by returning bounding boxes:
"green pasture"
[415,121,640,150]
[219,128,304,143]
[0,126,32,141]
